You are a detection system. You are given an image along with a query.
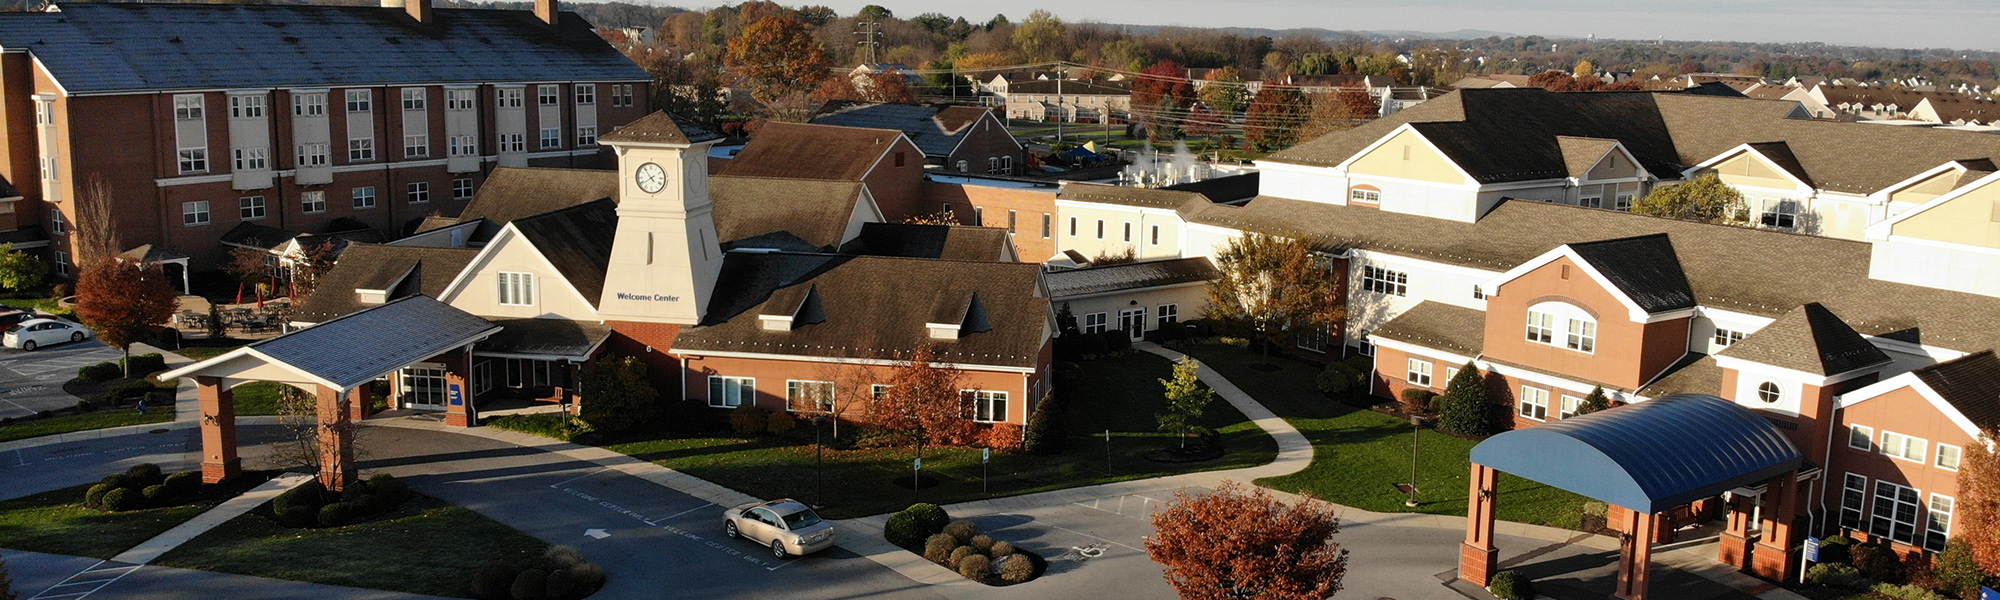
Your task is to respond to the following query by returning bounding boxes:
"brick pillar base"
[1751,544,1797,581]
[1718,532,1751,569]
[1459,542,1498,586]
[197,376,239,484]
[201,457,241,484]
[1459,463,1499,586]
[445,412,472,427]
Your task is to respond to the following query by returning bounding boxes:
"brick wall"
[920,182,1057,261]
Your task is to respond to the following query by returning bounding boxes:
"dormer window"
[496,272,535,306]
[1527,301,1595,353]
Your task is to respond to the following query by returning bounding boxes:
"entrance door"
[400,365,447,410]
[1119,308,1147,341]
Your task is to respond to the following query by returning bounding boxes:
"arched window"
[1526,301,1596,354]
[1757,381,1783,404]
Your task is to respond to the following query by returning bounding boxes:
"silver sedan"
[722,499,836,558]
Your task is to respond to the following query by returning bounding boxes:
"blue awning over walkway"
[1469,394,1802,512]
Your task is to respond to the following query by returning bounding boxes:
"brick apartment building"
[0,0,650,276]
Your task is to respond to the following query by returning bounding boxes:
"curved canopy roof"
[1469,394,1802,512]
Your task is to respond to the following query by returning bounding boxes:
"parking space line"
[546,468,609,490]
[551,484,793,571]
[1045,523,1145,553]
[655,501,714,523]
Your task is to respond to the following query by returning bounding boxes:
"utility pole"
[1056,64,1065,143]
[854,22,879,66]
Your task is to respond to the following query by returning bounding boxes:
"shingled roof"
[719,122,906,181]
[810,102,1009,158]
[711,176,868,252]
[419,167,617,240]
[294,244,479,322]
[1911,351,2000,430]
[673,254,1047,368]
[1567,234,1696,313]
[1186,197,2000,353]
[1369,300,1486,358]
[477,318,613,359]
[510,198,618,308]
[597,111,722,145]
[0,3,647,94]
[1264,88,2000,195]
[1044,257,1219,298]
[252,295,498,389]
[839,222,1010,262]
[1718,303,1891,376]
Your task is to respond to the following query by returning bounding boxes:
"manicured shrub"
[1933,538,1987,599]
[981,424,1024,453]
[342,482,374,505]
[510,568,547,600]
[273,480,327,517]
[1853,542,1906,583]
[1101,331,1132,353]
[942,520,978,543]
[77,362,121,382]
[1488,570,1534,600]
[317,502,354,527]
[104,380,158,405]
[764,410,798,436]
[470,562,519,600]
[99,473,130,490]
[164,472,200,495]
[1400,388,1436,414]
[968,534,995,553]
[1023,397,1066,455]
[84,483,112,508]
[923,534,958,564]
[949,545,978,565]
[1072,332,1109,357]
[903,504,950,537]
[729,406,770,436]
[542,569,578,600]
[368,474,413,506]
[126,463,163,486]
[121,354,167,377]
[883,512,925,549]
[100,487,135,512]
[1315,361,1363,395]
[565,560,604,593]
[1870,583,1946,600]
[989,541,1015,558]
[955,554,991,580]
[279,506,317,528]
[1806,563,1867,589]
[1000,553,1036,583]
[1438,361,1500,436]
[141,484,170,503]
[1818,534,1853,565]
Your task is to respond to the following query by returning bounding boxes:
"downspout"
[1813,401,1841,539]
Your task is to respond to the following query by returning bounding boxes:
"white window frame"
[1566,316,1597,353]
[453,178,475,201]
[1406,359,1432,387]
[52,250,68,276]
[497,88,524,109]
[1526,310,1556,345]
[175,95,205,120]
[785,380,835,413]
[401,88,426,111]
[1083,312,1107,334]
[577,126,598,148]
[575,84,596,106]
[293,93,326,117]
[1760,198,1799,230]
[1578,195,1603,209]
[228,95,264,119]
[446,89,477,111]
[1757,381,1784,405]
[239,196,266,220]
[178,149,207,174]
[967,390,1008,423]
[296,143,329,167]
[1880,430,1928,464]
[1150,224,1161,246]
[345,89,371,113]
[348,138,375,162]
[1614,193,1635,211]
[538,84,560,106]
[1560,394,1584,419]
[407,182,430,203]
[1156,304,1178,328]
[1349,188,1380,203]
[708,376,753,408]
[1870,480,1922,545]
[49,211,66,235]
[301,191,327,214]
[1840,473,1868,531]
[352,186,377,209]
[450,135,477,157]
[1938,443,1962,471]
[1361,265,1407,296]
[1713,328,1744,348]
[501,132,526,153]
[1848,424,1874,450]
[540,127,561,149]
[405,134,429,158]
[1518,386,1549,421]
[1095,219,1105,240]
[232,147,269,171]
[182,201,211,226]
[496,272,535,306]
[1927,494,1954,552]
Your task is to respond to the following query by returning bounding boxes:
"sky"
[778,0,2000,52]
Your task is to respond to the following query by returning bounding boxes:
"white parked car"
[722,499,835,558]
[4,318,89,351]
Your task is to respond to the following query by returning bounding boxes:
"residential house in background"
[811,102,1025,176]
[1001,79,1133,123]
[717,122,928,221]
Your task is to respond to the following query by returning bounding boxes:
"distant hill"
[1102,23,1517,41]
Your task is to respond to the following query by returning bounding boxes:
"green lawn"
[0,410,172,443]
[1176,343,1594,530]
[0,475,268,558]
[156,494,549,598]
[605,351,1278,519]
[230,381,283,416]
[175,344,243,361]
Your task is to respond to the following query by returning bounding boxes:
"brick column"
[444,347,475,427]
[1614,507,1658,600]
[315,384,357,491]
[1718,494,1754,570]
[349,385,374,420]
[197,376,240,484]
[1459,463,1500,587]
[1752,472,1800,581]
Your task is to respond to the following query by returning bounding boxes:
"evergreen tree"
[1437,361,1496,436]
[578,355,661,434]
[1575,387,1612,416]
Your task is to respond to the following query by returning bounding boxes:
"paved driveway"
[0,338,121,420]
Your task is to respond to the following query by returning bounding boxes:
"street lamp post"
[1406,415,1422,508]
[813,416,829,508]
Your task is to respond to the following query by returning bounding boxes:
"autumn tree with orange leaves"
[725,15,830,106]
[74,259,178,376]
[810,72,916,105]
[1146,482,1348,600]
[1956,432,2000,573]
[874,347,978,447]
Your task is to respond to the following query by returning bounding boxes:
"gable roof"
[1368,300,1486,357]
[1718,303,1891,376]
[1044,257,1219,298]
[838,222,1009,262]
[293,244,479,322]
[1911,351,2000,430]
[718,122,905,181]
[1556,136,1622,178]
[0,3,647,95]
[1265,88,2000,195]
[419,167,616,240]
[1567,234,1696,313]
[1737,141,1814,187]
[1186,197,2000,353]
[596,111,722,145]
[476,318,613,360]
[509,198,618,308]
[810,102,1009,158]
[250,295,498,389]
[710,176,868,252]
[672,253,1048,369]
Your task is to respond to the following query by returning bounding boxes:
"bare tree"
[811,362,879,439]
[74,176,122,266]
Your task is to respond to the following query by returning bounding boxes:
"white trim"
[1866,169,2000,238]
[436,223,600,317]
[1878,233,2000,257]
[1049,280,1208,302]
[1572,140,1653,184]
[1368,337,1612,398]
[1483,244,1667,323]
[1329,123,1480,188]
[667,348,1037,374]
[1714,354,1886,388]
[782,379,836,413]
[1872,160,1975,204]
[1835,371,1983,439]
[1687,144,1817,192]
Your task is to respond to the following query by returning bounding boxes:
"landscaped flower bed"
[883,503,1046,586]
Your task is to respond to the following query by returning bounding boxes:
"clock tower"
[595,112,726,325]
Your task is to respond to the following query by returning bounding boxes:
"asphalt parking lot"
[0,338,121,420]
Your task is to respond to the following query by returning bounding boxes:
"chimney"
[534,0,558,25]
[384,0,431,23]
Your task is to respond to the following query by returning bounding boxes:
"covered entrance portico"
[1459,394,1803,600]
[160,296,500,490]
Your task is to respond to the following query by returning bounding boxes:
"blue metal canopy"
[1469,394,1802,513]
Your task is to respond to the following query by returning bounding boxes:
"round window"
[1757,381,1783,404]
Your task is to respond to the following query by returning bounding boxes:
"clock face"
[635,162,668,194]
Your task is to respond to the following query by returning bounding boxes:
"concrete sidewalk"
[0,342,206,454]
[109,473,314,565]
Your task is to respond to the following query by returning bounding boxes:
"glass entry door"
[400,365,447,410]
[1119,308,1148,341]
